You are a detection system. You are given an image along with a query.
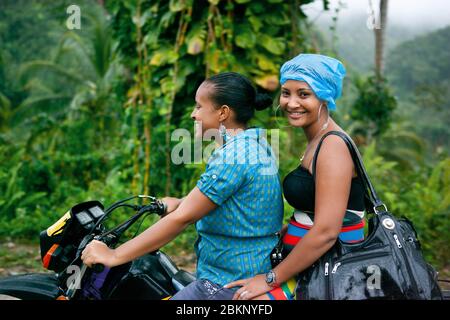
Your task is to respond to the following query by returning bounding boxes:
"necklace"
[300,122,330,163]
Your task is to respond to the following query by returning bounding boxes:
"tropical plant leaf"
[20,61,84,83]
[258,35,286,55]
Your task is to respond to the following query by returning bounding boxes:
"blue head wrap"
[279,54,346,110]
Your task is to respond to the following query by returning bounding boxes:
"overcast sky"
[302,0,450,30]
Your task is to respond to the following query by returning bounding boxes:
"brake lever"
[80,198,165,274]
[77,234,95,257]
[152,199,167,216]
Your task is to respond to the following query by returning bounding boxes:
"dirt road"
[0,240,196,277]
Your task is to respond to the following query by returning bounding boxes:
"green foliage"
[376,121,425,172]
[361,143,450,267]
[104,0,320,196]
[395,159,450,267]
[0,0,447,269]
[350,74,397,137]
[386,26,450,156]
[387,26,450,93]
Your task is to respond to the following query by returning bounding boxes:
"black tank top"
[283,135,366,226]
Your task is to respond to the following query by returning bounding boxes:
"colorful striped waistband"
[283,216,365,248]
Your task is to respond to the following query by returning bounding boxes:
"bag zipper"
[325,251,390,299]
[324,262,331,299]
[392,232,420,297]
[331,262,341,274]
[393,234,402,248]
[322,234,420,298]
[332,251,390,269]
[330,252,390,274]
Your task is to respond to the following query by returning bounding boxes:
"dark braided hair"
[204,72,273,124]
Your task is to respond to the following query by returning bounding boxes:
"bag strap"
[311,131,387,214]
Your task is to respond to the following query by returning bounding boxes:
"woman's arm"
[273,135,354,283]
[81,187,216,268]
[160,196,186,217]
[226,135,354,299]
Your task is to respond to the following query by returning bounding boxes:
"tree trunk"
[164,7,192,195]
[375,0,388,79]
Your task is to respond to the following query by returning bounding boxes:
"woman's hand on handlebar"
[81,240,119,268]
[160,197,183,217]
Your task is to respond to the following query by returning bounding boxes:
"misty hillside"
[386,25,450,94]
[316,13,446,74]
[387,26,450,152]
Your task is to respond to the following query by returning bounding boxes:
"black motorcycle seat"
[172,269,196,290]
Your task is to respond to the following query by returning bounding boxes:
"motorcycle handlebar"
[141,199,167,216]
[85,198,167,274]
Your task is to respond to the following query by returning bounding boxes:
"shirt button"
[212,174,217,179]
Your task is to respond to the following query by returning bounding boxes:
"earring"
[219,122,227,139]
[274,104,291,128]
[317,103,330,131]
[318,103,323,122]
[275,104,281,114]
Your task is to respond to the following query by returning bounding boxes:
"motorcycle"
[0,195,196,300]
[1,195,449,301]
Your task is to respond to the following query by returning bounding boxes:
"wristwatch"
[265,270,279,288]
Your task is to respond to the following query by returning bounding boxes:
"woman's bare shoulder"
[316,131,355,176]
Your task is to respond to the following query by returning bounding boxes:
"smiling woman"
[81,72,284,300]
[225,54,367,300]
[281,82,316,122]
[280,80,331,164]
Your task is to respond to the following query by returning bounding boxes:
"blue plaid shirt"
[195,128,284,287]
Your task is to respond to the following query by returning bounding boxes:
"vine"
[106,0,316,195]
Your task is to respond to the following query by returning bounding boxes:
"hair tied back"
[254,92,273,111]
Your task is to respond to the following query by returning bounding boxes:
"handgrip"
[92,263,105,273]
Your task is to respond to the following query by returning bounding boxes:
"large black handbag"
[295,131,443,300]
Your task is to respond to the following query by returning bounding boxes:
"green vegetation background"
[0,0,448,271]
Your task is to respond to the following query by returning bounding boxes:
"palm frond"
[19,60,84,83]
[10,93,73,126]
